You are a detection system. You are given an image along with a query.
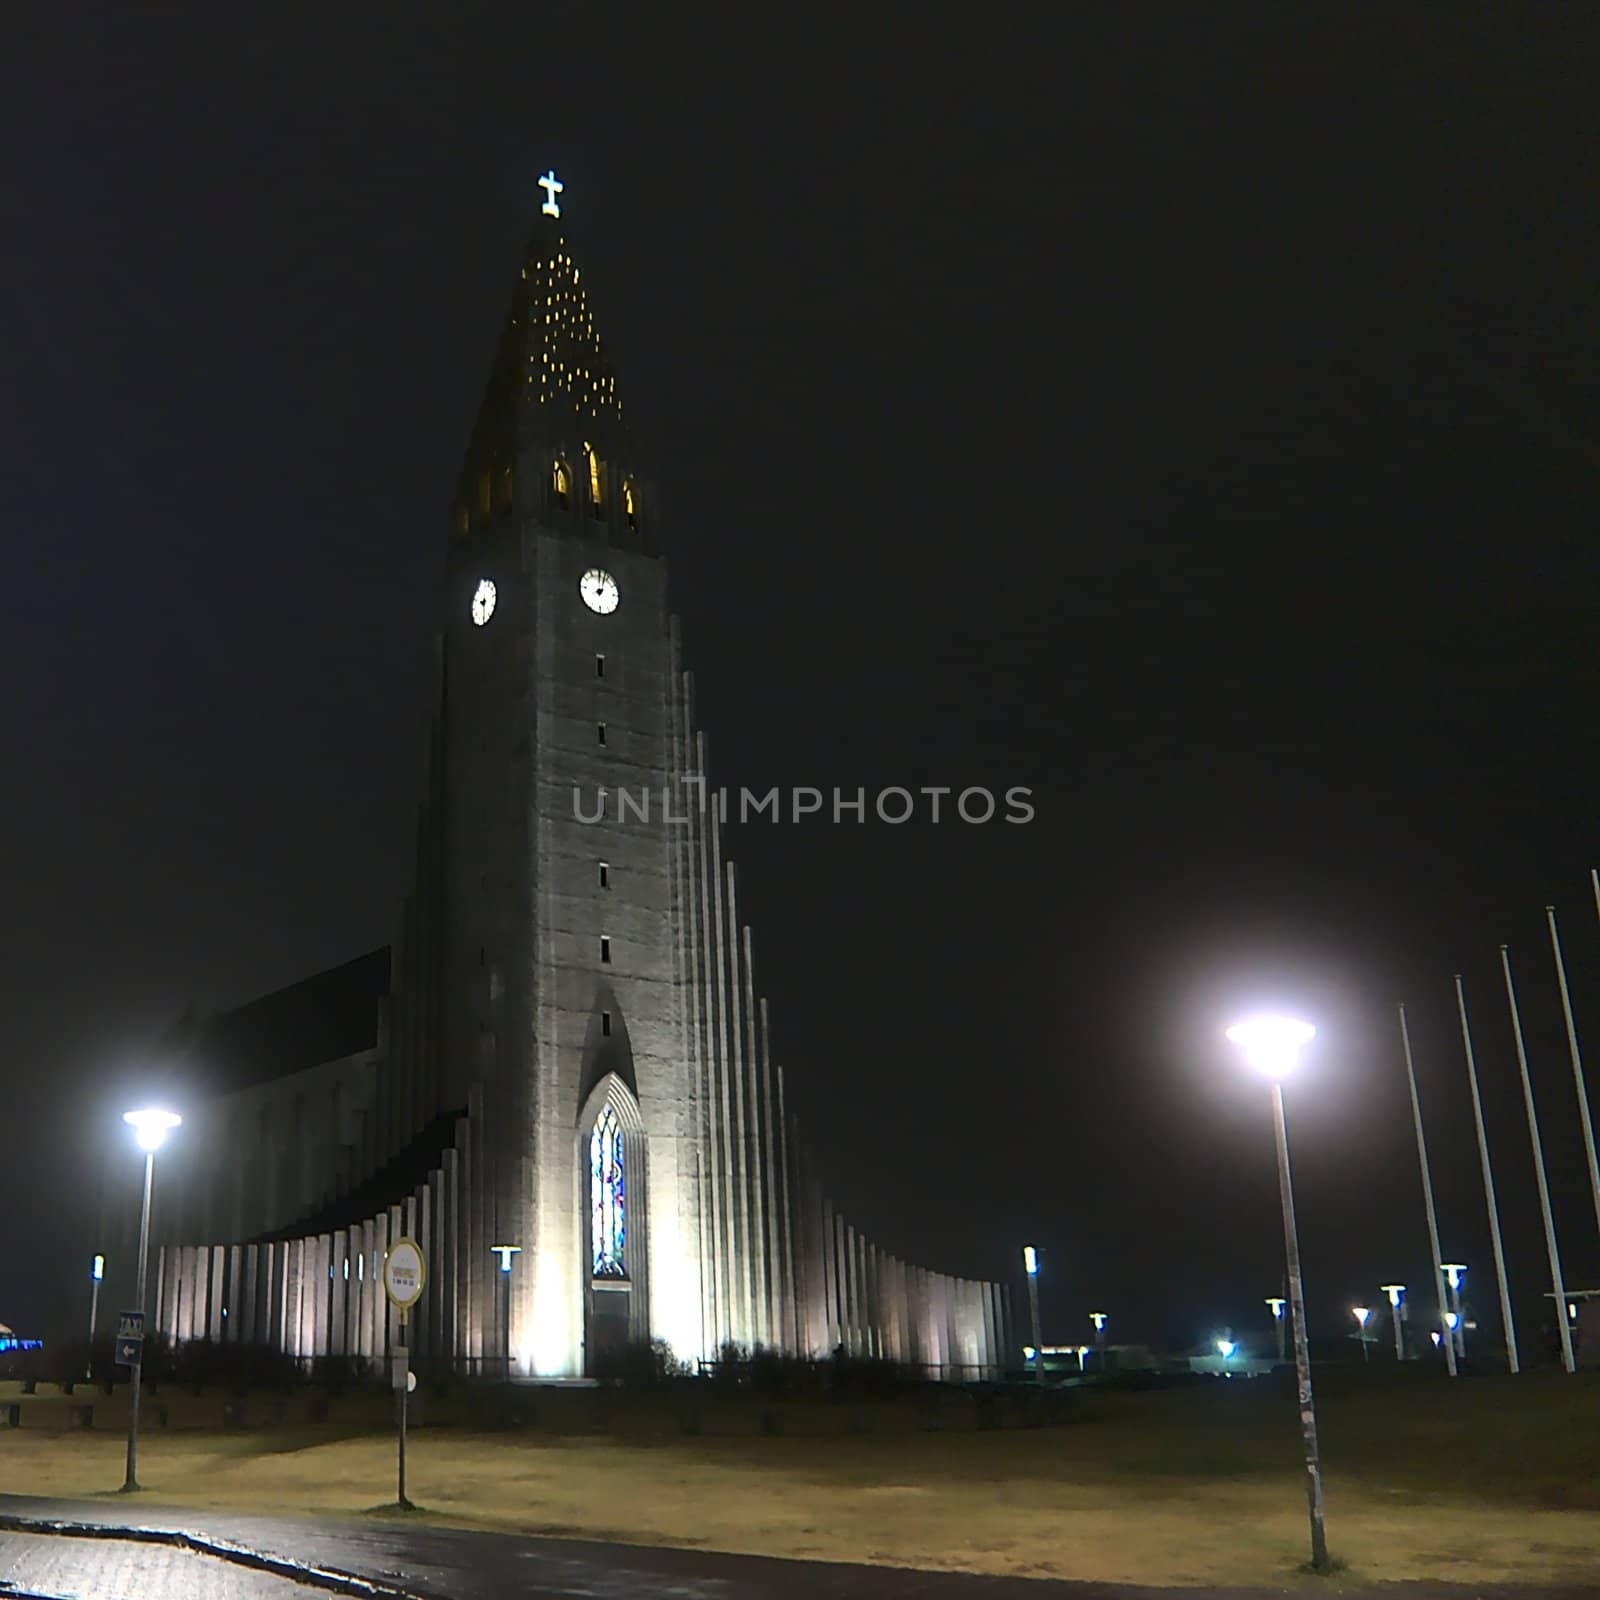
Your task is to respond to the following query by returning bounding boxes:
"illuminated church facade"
[120,175,1012,1381]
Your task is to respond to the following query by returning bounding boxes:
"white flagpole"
[1550,901,1600,1241]
[1499,945,1576,1374]
[1455,974,1519,1374]
[1397,1003,1458,1376]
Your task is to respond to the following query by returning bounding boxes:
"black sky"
[4,3,1600,1359]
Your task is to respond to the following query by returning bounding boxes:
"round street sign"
[383,1236,427,1312]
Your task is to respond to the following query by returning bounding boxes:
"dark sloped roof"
[177,948,391,1095]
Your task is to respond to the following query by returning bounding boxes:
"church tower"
[411,171,700,1375]
[142,172,1012,1385]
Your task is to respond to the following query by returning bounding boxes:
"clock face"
[471,578,497,627]
[579,568,619,615]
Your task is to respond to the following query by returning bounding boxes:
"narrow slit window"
[595,653,605,679]
[600,935,612,964]
[599,861,610,889]
[597,721,607,746]
[601,1010,612,1038]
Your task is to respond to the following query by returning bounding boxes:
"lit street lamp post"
[1440,1264,1467,1360]
[490,1244,521,1379]
[1226,1014,1329,1572]
[1089,1310,1107,1368]
[120,1108,181,1493]
[1380,1285,1407,1361]
[86,1254,104,1381]
[1022,1247,1042,1378]
[1352,1306,1371,1363]
[1266,1297,1287,1363]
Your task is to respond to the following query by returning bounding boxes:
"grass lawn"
[3,1370,1597,1587]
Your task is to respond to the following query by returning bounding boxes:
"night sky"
[5,4,1599,1361]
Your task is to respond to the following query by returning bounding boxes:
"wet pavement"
[3,1496,1597,1600]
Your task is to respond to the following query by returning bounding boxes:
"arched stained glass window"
[590,1105,626,1279]
[553,458,571,507]
[586,444,603,514]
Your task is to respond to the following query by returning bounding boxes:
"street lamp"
[1216,1337,1237,1360]
[87,1254,105,1381]
[1226,1014,1328,1571]
[1380,1285,1407,1361]
[490,1244,521,1379]
[1440,1263,1467,1359]
[1089,1309,1107,1368]
[120,1107,180,1493]
[1265,1296,1287,1363]
[1352,1306,1371,1363]
[1022,1246,1042,1378]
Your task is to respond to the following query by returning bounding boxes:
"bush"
[591,1337,688,1386]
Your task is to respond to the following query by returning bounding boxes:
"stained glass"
[590,1105,626,1279]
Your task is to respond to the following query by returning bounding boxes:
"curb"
[0,1513,438,1600]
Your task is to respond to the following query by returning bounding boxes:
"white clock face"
[471,578,497,627]
[579,568,619,615]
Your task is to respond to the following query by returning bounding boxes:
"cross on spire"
[538,169,564,218]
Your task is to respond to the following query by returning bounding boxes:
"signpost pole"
[397,1308,409,1510]
[381,1235,426,1512]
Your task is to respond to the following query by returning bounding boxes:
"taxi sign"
[383,1237,427,1312]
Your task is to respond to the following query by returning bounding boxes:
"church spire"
[451,168,630,543]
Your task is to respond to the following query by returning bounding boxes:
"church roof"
[174,948,390,1095]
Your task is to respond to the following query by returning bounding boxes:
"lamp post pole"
[491,1245,521,1379]
[1380,1286,1406,1362]
[1441,1265,1467,1361]
[1271,1078,1328,1570]
[87,1255,104,1381]
[1022,1247,1042,1378]
[1227,1015,1328,1573]
[1352,1307,1371,1363]
[124,1148,155,1493]
[119,1108,180,1495]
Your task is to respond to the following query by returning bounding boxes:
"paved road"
[4,1496,1598,1600]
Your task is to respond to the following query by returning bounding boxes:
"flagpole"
[1550,901,1600,1241]
[1397,1004,1458,1376]
[1455,974,1519,1374]
[1499,945,1575,1374]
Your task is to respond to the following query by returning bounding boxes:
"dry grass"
[3,1371,1598,1587]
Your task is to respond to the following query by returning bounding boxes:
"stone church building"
[109,178,1012,1381]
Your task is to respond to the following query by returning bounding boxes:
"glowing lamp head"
[1023,1245,1038,1276]
[1352,1306,1370,1328]
[1265,1297,1285,1318]
[123,1108,181,1152]
[1089,1311,1107,1331]
[1430,1331,1442,1347]
[91,1254,104,1281]
[1382,1283,1405,1307]
[1440,1263,1466,1289]
[1216,1338,1236,1359]
[1444,1311,1460,1330]
[1226,1015,1316,1078]
[1023,1345,1037,1360]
